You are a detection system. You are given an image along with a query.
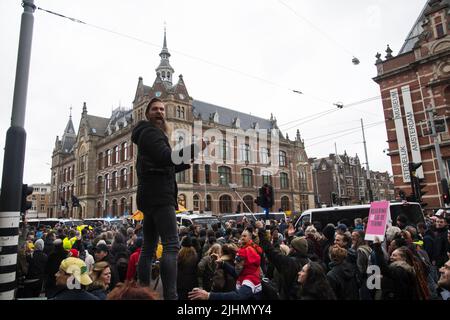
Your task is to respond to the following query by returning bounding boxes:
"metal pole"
[427,107,448,206]
[0,0,35,300]
[204,164,208,211]
[361,119,374,202]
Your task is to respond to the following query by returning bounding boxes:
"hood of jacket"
[390,260,415,274]
[131,120,155,145]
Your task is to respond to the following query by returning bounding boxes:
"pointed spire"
[69,106,72,119]
[385,45,393,59]
[156,27,174,86]
[82,102,87,115]
[296,129,301,141]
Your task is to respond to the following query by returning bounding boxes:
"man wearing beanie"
[257,228,310,300]
[24,238,48,298]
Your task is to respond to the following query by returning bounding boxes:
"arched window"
[98,152,103,169]
[112,171,117,191]
[206,195,212,212]
[280,172,289,189]
[122,142,128,161]
[218,166,231,186]
[113,146,119,164]
[121,168,128,189]
[262,171,272,186]
[193,194,200,211]
[279,151,287,167]
[181,107,185,119]
[105,173,110,192]
[220,140,231,161]
[242,169,253,187]
[178,194,186,209]
[104,200,109,217]
[281,196,290,211]
[219,195,232,213]
[167,71,170,79]
[162,71,166,78]
[106,149,112,167]
[96,202,102,218]
[112,199,118,217]
[243,195,254,213]
[120,198,126,216]
[97,176,103,194]
[176,106,181,118]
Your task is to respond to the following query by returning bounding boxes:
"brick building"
[310,153,395,207]
[27,183,51,218]
[49,32,315,218]
[373,0,450,210]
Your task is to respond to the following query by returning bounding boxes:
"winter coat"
[259,231,309,300]
[327,260,359,300]
[126,247,141,281]
[177,256,198,300]
[26,250,48,281]
[211,254,236,292]
[45,247,68,295]
[433,227,449,268]
[197,255,216,290]
[131,120,194,209]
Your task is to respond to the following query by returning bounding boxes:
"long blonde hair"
[89,261,110,290]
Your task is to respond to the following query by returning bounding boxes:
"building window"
[178,194,186,209]
[279,151,287,167]
[436,23,445,38]
[299,168,308,191]
[220,140,231,161]
[219,195,232,213]
[280,172,289,189]
[97,176,103,194]
[63,169,67,182]
[97,202,102,218]
[122,142,128,161]
[193,164,199,183]
[281,196,290,211]
[262,171,272,185]
[98,152,103,169]
[300,194,309,211]
[205,164,211,184]
[78,177,85,195]
[120,198,126,215]
[129,196,133,213]
[40,204,45,212]
[193,194,200,211]
[112,199,118,217]
[129,166,134,187]
[41,195,45,201]
[106,149,112,167]
[112,171,117,191]
[105,173,110,192]
[242,169,253,187]
[113,146,119,165]
[239,144,251,163]
[176,170,186,183]
[206,195,212,211]
[218,166,231,186]
[121,168,128,189]
[243,195,254,213]
[260,147,269,164]
[80,155,87,173]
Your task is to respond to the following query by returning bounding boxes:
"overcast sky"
[0,0,427,184]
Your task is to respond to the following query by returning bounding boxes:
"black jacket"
[258,230,309,300]
[26,250,48,281]
[433,227,449,268]
[326,260,359,300]
[131,120,194,208]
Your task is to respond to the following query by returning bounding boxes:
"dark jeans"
[137,204,180,300]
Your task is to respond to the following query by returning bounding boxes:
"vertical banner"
[365,201,390,242]
[402,85,424,178]
[390,88,411,183]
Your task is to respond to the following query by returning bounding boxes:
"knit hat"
[69,249,79,258]
[290,237,308,255]
[34,239,44,251]
[59,257,92,286]
[181,236,193,248]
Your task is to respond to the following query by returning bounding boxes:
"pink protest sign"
[365,201,390,242]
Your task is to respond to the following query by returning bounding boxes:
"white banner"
[402,85,424,178]
[390,88,410,183]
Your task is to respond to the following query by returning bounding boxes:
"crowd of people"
[15,208,450,300]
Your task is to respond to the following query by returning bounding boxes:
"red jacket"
[236,242,261,288]
[126,247,142,281]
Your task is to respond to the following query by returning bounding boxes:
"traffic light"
[441,179,450,205]
[417,178,427,202]
[258,184,274,209]
[21,184,33,213]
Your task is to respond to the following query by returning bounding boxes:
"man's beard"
[150,117,168,135]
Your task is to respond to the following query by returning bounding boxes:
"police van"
[176,213,221,229]
[294,201,425,230]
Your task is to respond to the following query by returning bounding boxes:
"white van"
[294,201,425,230]
[176,213,221,229]
[220,212,287,223]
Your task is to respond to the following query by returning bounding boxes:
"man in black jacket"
[131,97,204,300]
[433,215,449,268]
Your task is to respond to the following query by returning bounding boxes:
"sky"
[0,0,427,184]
